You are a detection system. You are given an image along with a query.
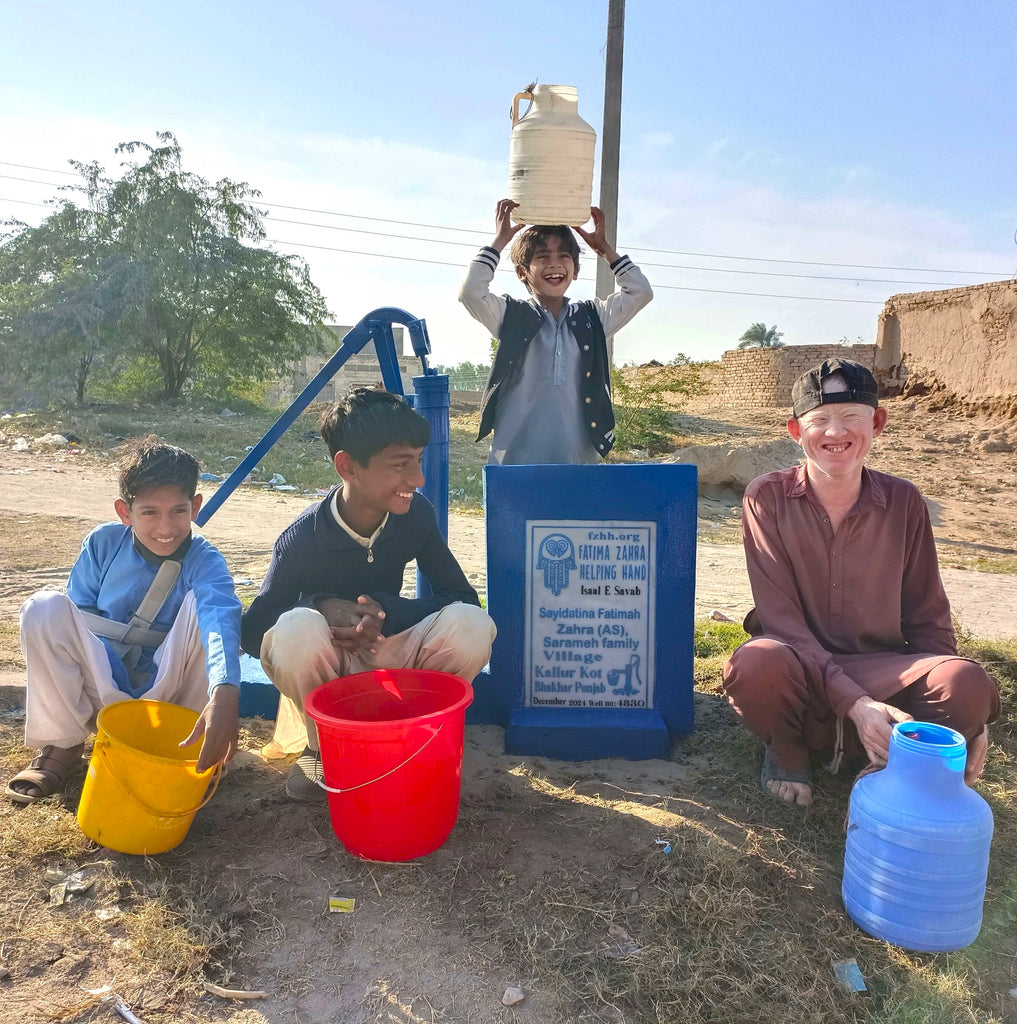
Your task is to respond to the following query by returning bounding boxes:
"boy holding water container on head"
[241,387,495,802]
[459,198,653,466]
[7,437,242,804]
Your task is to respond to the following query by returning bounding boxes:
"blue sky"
[2,0,1015,366]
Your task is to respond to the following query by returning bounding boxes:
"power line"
[258,213,977,287]
[0,167,490,236]
[0,196,49,208]
[270,215,480,247]
[1,163,1010,278]
[0,161,78,177]
[260,200,487,237]
[0,190,984,290]
[0,192,955,303]
[0,193,935,303]
[258,207,1017,278]
[267,237,884,304]
[0,173,75,188]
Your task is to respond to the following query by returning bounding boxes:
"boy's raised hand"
[493,198,525,251]
[181,683,240,773]
[573,207,619,263]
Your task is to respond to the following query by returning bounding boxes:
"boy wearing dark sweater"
[241,388,495,801]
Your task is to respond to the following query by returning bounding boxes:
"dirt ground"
[1,396,1017,1023]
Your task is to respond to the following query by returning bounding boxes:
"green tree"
[0,132,330,402]
[610,356,705,455]
[0,205,143,402]
[431,359,491,390]
[737,322,784,349]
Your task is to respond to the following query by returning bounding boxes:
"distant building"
[265,324,420,406]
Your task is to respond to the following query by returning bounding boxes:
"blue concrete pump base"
[506,707,671,761]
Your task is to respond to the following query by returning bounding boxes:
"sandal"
[759,745,813,804]
[5,744,85,805]
[284,747,326,804]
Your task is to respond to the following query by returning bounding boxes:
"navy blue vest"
[477,297,615,458]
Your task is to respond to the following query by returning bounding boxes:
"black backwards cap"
[791,359,879,418]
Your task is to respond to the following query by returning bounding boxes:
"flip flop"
[759,745,812,800]
[5,744,85,805]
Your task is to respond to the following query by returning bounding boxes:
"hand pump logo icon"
[536,533,576,596]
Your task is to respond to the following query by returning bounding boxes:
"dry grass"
[0,720,283,1023]
[0,513,84,574]
[3,391,1016,1020]
[0,627,1015,1021]
[423,780,1014,1024]
[0,719,94,862]
[0,622,23,670]
[3,403,493,511]
[391,629,1016,1024]
[943,553,1017,576]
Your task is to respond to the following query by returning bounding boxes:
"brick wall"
[719,344,877,407]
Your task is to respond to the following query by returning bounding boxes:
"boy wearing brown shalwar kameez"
[723,360,1000,805]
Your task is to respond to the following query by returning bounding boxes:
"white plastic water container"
[508,84,596,226]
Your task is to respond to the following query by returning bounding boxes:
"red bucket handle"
[317,724,443,795]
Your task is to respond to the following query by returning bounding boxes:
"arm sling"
[78,559,182,688]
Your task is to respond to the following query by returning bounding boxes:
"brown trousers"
[723,637,1001,773]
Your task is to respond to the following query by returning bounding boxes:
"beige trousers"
[19,590,210,749]
[259,602,496,756]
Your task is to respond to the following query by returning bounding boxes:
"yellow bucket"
[77,699,219,855]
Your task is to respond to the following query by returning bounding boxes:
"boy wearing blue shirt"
[7,437,242,804]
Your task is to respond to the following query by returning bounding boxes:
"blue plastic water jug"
[842,722,993,952]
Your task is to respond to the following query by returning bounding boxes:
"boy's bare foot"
[5,744,85,805]
[760,746,813,806]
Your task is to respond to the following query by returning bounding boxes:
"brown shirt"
[741,465,956,717]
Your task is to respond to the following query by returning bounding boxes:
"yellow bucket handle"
[317,724,442,795]
[95,742,222,820]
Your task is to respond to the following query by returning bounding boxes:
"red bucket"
[305,669,473,861]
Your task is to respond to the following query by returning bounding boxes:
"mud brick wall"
[876,280,1017,401]
[720,345,877,407]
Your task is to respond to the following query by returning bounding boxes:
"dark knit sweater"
[240,489,479,656]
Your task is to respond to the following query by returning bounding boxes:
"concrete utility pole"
[597,0,625,364]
